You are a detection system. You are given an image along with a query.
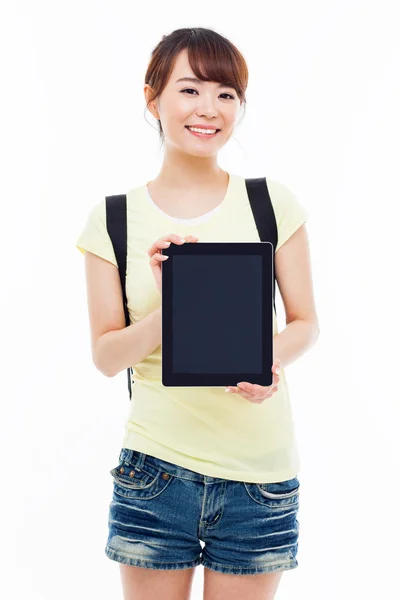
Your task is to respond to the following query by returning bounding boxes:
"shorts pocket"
[244,477,300,509]
[110,455,174,500]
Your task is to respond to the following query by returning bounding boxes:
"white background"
[2,1,399,598]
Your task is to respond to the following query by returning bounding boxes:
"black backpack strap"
[245,178,278,315]
[105,194,133,400]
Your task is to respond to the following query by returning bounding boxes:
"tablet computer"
[161,241,274,388]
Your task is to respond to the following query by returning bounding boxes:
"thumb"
[272,359,281,375]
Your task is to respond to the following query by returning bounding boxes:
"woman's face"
[144,48,243,156]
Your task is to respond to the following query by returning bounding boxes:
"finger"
[248,398,267,404]
[237,384,259,399]
[237,382,254,393]
[149,252,169,266]
[236,381,278,399]
[269,362,281,386]
[225,386,269,403]
[237,376,280,391]
[247,387,277,402]
[147,239,173,257]
[236,389,266,402]
[251,383,274,395]
[226,387,254,399]
[272,371,280,385]
[272,359,281,376]
[238,382,267,399]
[148,242,170,257]
[147,234,185,257]
[225,386,246,394]
[167,233,186,244]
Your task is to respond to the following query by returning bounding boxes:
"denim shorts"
[105,448,300,576]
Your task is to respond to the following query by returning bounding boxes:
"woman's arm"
[83,250,161,377]
[273,319,319,368]
[96,308,162,377]
[273,223,320,367]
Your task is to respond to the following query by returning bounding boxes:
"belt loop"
[122,449,133,464]
[134,451,146,471]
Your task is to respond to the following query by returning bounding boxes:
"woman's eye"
[181,88,235,100]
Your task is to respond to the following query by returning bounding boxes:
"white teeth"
[187,126,217,134]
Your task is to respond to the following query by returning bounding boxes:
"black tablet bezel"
[161,242,274,387]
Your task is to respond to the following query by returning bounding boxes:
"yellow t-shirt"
[76,172,309,483]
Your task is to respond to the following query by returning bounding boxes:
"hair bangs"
[186,34,246,98]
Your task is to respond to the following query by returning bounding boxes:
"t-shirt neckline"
[142,172,235,224]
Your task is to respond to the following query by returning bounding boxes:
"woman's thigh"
[203,569,283,600]
[119,564,196,600]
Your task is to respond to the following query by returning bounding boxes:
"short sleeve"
[75,200,118,267]
[267,179,309,253]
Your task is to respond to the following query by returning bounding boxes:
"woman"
[76,27,319,600]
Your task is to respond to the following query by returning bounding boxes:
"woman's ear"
[144,85,159,120]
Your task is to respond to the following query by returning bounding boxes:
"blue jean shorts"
[105,448,300,576]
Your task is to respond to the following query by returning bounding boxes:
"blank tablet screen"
[162,242,273,387]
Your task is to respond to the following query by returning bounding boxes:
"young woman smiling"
[76,26,319,600]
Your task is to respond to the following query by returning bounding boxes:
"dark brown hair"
[144,27,248,145]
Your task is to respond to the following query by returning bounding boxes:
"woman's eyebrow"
[175,77,233,89]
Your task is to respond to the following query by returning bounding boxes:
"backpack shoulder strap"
[105,194,133,400]
[245,177,278,315]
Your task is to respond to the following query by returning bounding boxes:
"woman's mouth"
[185,126,220,139]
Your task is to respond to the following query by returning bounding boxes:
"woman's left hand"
[225,359,281,404]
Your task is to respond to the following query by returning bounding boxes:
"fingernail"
[180,238,185,243]
[225,388,231,392]
[276,367,281,375]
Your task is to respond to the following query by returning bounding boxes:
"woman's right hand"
[147,233,199,294]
